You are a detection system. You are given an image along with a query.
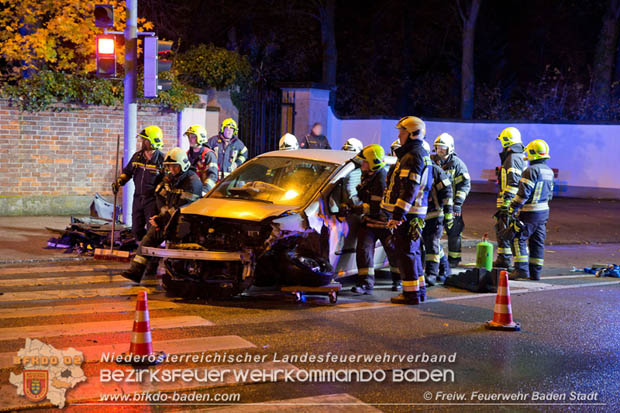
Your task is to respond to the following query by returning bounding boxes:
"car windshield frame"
[207,156,338,207]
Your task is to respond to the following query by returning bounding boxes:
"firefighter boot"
[121,260,146,284]
[508,268,529,280]
[493,256,513,270]
[391,272,402,291]
[351,284,373,295]
[529,264,542,281]
[390,293,420,305]
[437,255,451,282]
[425,275,437,287]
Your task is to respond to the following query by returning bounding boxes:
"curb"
[0,256,92,265]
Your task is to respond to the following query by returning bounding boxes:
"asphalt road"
[0,252,619,413]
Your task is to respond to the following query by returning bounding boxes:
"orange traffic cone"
[485,270,520,331]
[119,290,165,366]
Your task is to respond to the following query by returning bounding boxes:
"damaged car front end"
[141,149,389,300]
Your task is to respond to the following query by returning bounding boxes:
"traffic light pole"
[122,0,137,226]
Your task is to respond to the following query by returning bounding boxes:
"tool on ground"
[476,233,494,271]
[94,134,130,262]
[485,270,520,331]
[118,290,165,366]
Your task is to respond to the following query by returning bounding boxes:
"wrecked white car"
[142,149,394,299]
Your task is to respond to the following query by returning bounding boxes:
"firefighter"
[508,140,554,280]
[341,138,364,207]
[351,144,400,294]
[279,133,299,150]
[494,126,526,268]
[422,140,454,286]
[120,148,203,284]
[112,125,164,241]
[382,116,433,305]
[207,118,248,180]
[184,125,218,194]
[299,122,331,149]
[432,133,470,268]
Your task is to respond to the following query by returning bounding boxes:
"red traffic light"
[97,36,115,55]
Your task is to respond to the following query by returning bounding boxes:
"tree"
[0,0,153,77]
[456,0,482,119]
[591,0,620,119]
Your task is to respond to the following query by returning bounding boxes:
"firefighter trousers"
[394,216,425,300]
[355,223,399,288]
[511,211,548,280]
[133,224,165,269]
[447,215,464,263]
[494,210,513,259]
[422,217,443,277]
[132,195,158,242]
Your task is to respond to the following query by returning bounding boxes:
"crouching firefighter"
[350,144,400,294]
[112,126,164,241]
[506,140,554,281]
[185,125,218,195]
[422,140,454,286]
[494,127,526,269]
[382,116,433,305]
[121,148,203,284]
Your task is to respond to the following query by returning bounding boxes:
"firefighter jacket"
[207,134,248,180]
[119,149,164,196]
[187,145,218,193]
[355,165,388,219]
[497,144,526,208]
[153,169,202,227]
[433,153,470,214]
[380,139,433,221]
[425,164,453,220]
[299,133,331,149]
[509,159,554,215]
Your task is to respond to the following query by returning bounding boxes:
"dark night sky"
[140,0,613,119]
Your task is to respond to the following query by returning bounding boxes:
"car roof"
[256,149,357,165]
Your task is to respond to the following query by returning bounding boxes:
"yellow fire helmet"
[356,144,386,171]
[184,125,208,145]
[497,126,522,148]
[137,125,163,149]
[220,118,238,134]
[395,116,426,138]
[163,147,191,172]
[524,139,550,161]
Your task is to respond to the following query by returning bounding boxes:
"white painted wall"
[326,107,620,198]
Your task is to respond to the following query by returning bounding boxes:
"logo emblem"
[23,370,48,402]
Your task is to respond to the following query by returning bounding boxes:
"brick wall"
[0,100,179,215]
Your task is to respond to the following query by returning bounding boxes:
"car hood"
[180,197,296,222]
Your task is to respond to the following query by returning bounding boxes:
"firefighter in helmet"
[121,148,202,284]
[184,124,218,194]
[112,125,164,241]
[508,139,554,280]
[494,127,526,269]
[381,116,433,305]
[207,118,248,180]
[432,133,470,269]
[279,133,299,150]
[351,144,400,294]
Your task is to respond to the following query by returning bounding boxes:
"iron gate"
[237,89,295,158]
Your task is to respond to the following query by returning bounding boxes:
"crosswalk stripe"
[0,264,125,277]
[0,300,179,319]
[0,285,157,303]
[1,361,299,410]
[0,274,129,287]
[0,316,213,342]
[184,393,382,412]
[0,335,254,369]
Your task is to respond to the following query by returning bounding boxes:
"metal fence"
[238,88,295,159]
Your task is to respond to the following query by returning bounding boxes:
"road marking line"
[542,274,595,280]
[0,300,179,319]
[0,362,299,410]
[180,393,382,412]
[0,316,213,341]
[0,286,157,303]
[0,335,254,369]
[0,264,125,276]
[0,274,129,287]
